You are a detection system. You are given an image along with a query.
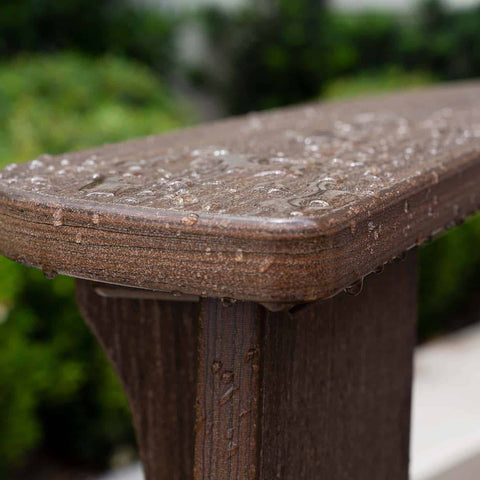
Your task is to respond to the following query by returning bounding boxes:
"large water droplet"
[53,209,63,227]
[181,213,199,226]
[344,278,364,296]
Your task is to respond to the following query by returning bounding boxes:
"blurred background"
[0,0,479,478]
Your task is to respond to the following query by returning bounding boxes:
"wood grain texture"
[75,280,199,480]
[192,253,417,480]
[259,251,417,480]
[0,83,478,302]
[194,299,262,480]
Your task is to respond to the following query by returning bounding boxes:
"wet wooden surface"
[0,82,479,302]
[75,249,417,480]
[76,280,199,480]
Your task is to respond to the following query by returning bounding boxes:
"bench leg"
[76,251,417,480]
[75,282,199,480]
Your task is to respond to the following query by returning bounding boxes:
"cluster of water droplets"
[1,87,480,220]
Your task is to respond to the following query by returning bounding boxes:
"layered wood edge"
[0,146,478,303]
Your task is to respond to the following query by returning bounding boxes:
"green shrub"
[0,53,191,476]
[324,66,435,99]
[419,216,480,340]
[197,0,330,114]
[0,0,178,75]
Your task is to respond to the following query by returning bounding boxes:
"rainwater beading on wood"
[0,82,479,303]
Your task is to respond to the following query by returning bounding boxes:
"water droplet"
[227,442,238,456]
[31,176,47,184]
[349,220,357,235]
[394,251,408,262]
[221,371,234,383]
[259,256,274,273]
[220,385,235,405]
[86,192,114,198]
[253,170,285,177]
[75,232,83,243]
[29,159,44,170]
[214,149,229,157]
[344,278,364,296]
[374,264,385,274]
[235,249,244,262]
[308,199,330,209]
[181,213,199,226]
[245,348,256,363]
[211,360,222,374]
[53,209,63,227]
[43,268,57,280]
[4,163,18,171]
[221,297,237,307]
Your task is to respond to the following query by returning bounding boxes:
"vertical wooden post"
[258,252,417,479]
[76,251,417,480]
[194,300,263,480]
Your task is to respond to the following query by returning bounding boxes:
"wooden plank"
[75,280,198,480]
[0,83,478,302]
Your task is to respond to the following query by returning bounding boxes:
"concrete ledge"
[411,322,480,480]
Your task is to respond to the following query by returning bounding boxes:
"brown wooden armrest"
[1,82,479,480]
[1,82,479,303]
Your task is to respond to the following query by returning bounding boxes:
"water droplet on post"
[53,208,63,227]
[344,278,364,296]
[181,213,199,226]
[221,297,237,307]
[43,268,58,280]
[221,371,234,383]
[235,249,244,262]
[211,360,222,374]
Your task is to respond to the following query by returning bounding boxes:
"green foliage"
[402,0,480,80]
[196,0,480,115]
[324,67,436,99]
[0,53,190,475]
[0,53,190,164]
[198,0,330,114]
[419,216,480,340]
[0,0,178,74]
[324,11,405,77]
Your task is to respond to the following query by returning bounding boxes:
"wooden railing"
[1,82,479,480]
